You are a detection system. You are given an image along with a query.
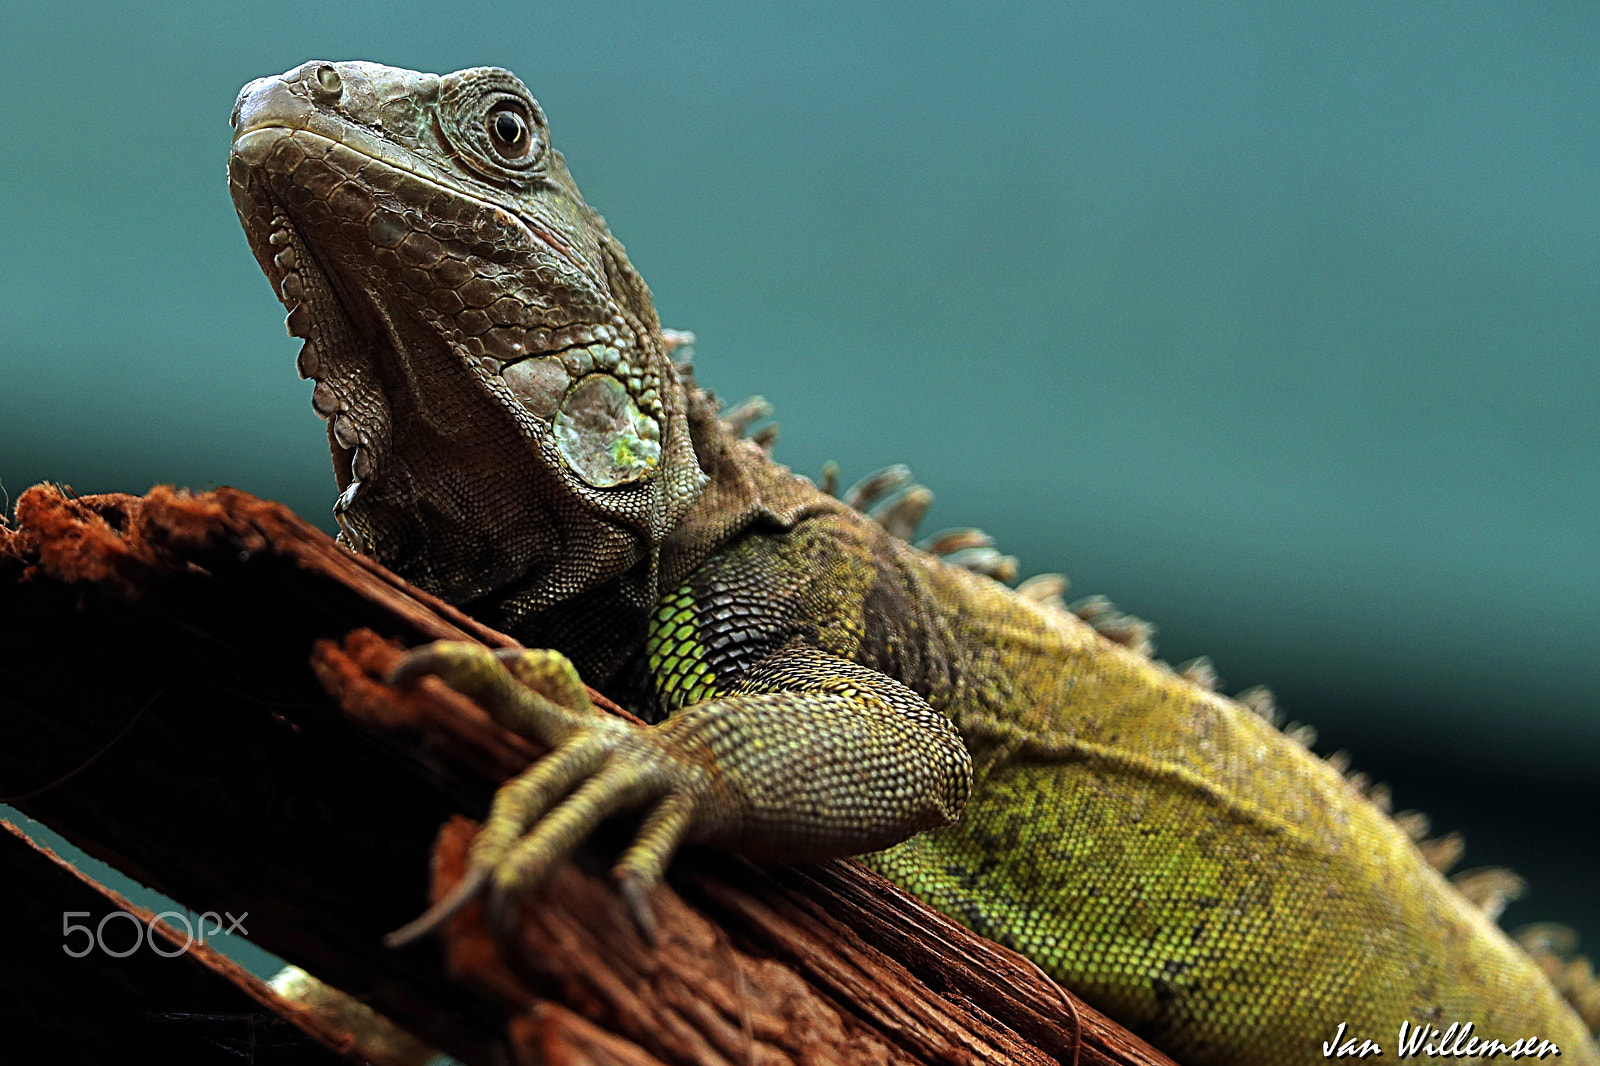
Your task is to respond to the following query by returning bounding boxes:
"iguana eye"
[488,106,533,157]
[436,70,548,181]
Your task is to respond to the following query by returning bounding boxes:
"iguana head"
[229,61,705,614]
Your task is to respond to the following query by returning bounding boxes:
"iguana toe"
[385,641,708,948]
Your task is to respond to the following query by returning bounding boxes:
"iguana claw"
[382,865,491,948]
[384,641,703,948]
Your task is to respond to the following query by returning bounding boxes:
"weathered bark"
[0,484,1178,1066]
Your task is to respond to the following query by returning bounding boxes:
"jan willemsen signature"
[1323,1020,1561,1059]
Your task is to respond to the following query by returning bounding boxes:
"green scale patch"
[646,583,722,712]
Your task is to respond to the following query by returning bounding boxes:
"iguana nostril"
[314,63,343,99]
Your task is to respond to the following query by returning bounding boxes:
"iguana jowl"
[229,61,1599,1065]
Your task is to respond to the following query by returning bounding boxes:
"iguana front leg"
[387,641,972,943]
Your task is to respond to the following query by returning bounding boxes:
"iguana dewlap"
[229,60,1599,1065]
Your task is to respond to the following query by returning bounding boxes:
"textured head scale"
[229,61,706,615]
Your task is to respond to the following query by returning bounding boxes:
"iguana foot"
[383,642,709,947]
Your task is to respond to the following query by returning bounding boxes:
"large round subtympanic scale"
[553,373,661,487]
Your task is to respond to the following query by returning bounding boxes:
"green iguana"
[228,60,1599,1065]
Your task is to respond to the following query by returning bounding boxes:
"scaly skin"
[230,61,1599,1065]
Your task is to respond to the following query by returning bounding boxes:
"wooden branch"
[0,483,1178,1066]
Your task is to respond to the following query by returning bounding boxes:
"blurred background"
[3,2,1596,962]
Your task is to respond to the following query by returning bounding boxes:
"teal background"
[3,4,1596,958]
